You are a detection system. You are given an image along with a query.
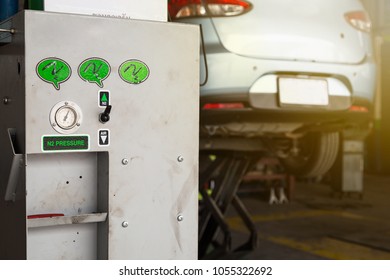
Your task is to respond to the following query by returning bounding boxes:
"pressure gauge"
[55,106,77,129]
[50,101,83,134]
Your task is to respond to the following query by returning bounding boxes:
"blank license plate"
[278,77,329,106]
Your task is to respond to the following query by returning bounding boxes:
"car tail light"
[349,105,369,112]
[203,102,245,109]
[345,11,371,33]
[168,0,251,20]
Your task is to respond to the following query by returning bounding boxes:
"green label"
[42,135,89,151]
[78,58,111,88]
[99,90,110,107]
[119,60,150,84]
[36,58,72,90]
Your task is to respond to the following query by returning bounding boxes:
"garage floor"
[220,174,390,260]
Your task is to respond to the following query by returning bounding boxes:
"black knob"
[99,105,112,123]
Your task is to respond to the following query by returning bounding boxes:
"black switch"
[99,105,112,123]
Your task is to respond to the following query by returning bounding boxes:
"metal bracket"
[4,129,24,202]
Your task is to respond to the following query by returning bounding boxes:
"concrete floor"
[218,174,390,260]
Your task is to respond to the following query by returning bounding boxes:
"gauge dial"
[50,101,83,134]
[55,106,77,129]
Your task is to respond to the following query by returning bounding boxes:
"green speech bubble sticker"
[36,58,72,90]
[78,57,111,88]
[119,60,150,85]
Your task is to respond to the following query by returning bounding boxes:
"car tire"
[282,132,339,178]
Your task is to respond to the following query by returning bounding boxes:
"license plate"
[278,77,329,106]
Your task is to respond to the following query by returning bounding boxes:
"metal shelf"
[27,213,107,228]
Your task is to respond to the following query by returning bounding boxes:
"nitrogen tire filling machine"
[0,9,199,259]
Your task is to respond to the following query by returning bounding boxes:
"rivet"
[177,156,184,162]
[3,97,10,105]
[122,221,129,228]
[177,214,184,222]
[122,158,129,165]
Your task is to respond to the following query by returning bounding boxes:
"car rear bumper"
[200,95,373,139]
[200,50,376,106]
[201,94,372,121]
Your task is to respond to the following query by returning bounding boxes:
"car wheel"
[282,132,339,178]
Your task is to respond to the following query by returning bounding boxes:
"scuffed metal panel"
[0,11,199,259]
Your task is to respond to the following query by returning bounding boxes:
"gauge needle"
[64,110,70,122]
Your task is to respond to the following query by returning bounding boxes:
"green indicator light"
[43,135,89,151]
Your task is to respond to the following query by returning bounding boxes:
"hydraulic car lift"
[198,137,295,259]
[198,152,258,259]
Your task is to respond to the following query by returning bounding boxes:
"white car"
[169,0,376,177]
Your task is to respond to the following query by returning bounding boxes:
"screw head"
[177,214,184,222]
[122,221,129,228]
[122,158,129,165]
[177,156,184,163]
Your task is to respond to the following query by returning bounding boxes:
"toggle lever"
[99,105,112,123]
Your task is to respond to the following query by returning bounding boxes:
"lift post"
[0,10,199,259]
[331,138,365,199]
